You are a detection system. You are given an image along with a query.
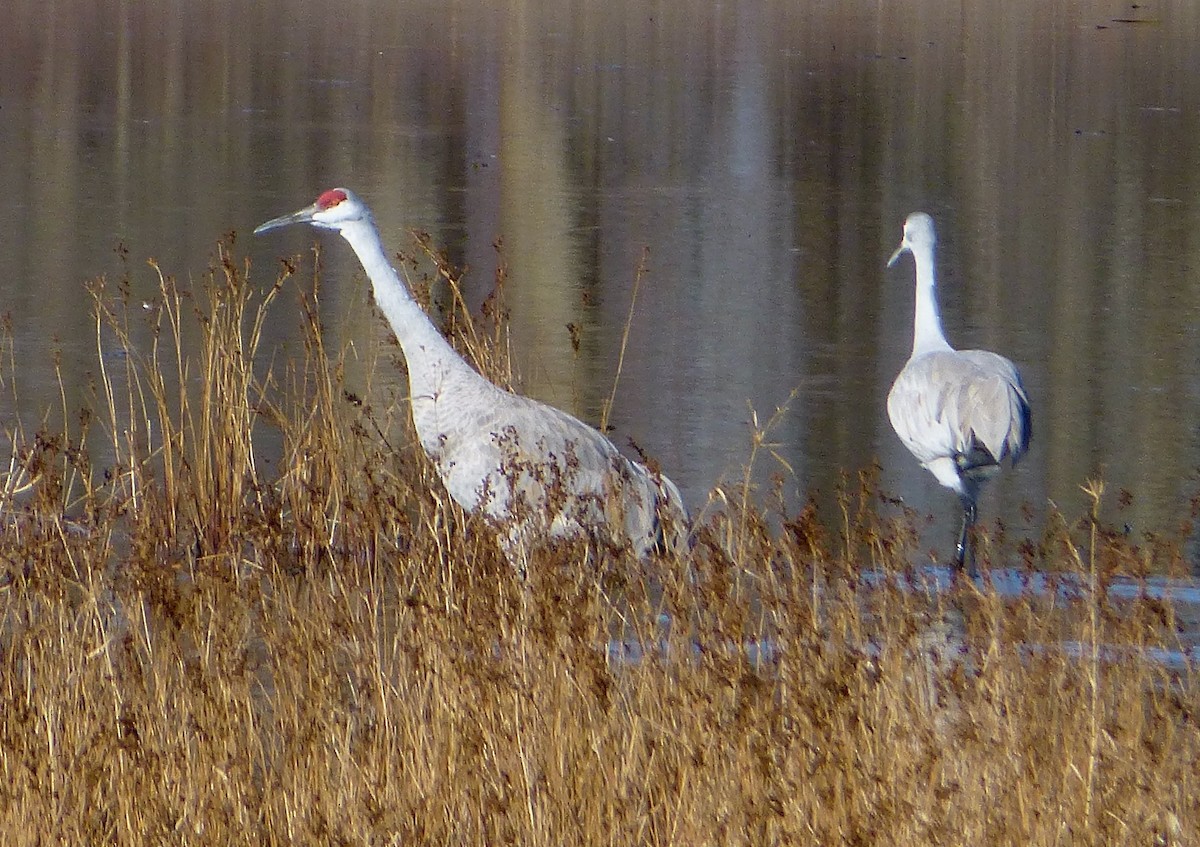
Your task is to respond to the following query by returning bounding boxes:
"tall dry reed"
[0,238,1194,845]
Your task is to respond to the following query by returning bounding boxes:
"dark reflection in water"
[4,0,1200,564]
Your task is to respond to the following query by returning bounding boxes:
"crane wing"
[888,350,1031,470]
[958,349,1031,465]
[424,379,687,557]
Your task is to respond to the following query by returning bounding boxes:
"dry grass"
[0,238,1195,845]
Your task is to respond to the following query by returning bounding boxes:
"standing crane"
[885,212,1031,570]
[255,188,688,563]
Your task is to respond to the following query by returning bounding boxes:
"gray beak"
[886,243,907,268]
[254,203,320,235]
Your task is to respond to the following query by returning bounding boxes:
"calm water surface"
[5,0,1200,564]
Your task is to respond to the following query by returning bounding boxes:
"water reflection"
[4,0,1200,564]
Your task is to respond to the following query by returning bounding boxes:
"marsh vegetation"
[0,240,1195,844]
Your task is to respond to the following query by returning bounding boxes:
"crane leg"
[954,499,978,574]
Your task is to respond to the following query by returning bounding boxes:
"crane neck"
[338,219,476,383]
[909,242,953,357]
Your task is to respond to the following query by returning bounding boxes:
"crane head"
[254,188,369,235]
[887,210,937,267]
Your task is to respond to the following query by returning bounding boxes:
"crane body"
[256,188,687,562]
[886,212,1031,569]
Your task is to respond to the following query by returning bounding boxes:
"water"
[4,0,1200,564]
[609,566,1200,673]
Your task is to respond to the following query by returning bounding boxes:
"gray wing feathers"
[421,381,687,557]
[889,350,1031,468]
[958,350,1031,463]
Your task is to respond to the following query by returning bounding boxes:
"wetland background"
[0,2,1199,844]
[6,0,1200,559]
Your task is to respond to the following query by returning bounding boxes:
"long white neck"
[338,219,478,395]
[909,241,953,356]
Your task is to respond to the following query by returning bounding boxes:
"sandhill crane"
[885,212,1031,570]
[255,188,688,563]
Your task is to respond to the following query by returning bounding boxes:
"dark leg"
[954,498,978,573]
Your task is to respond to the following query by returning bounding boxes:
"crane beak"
[253,203,320,235]
[886,243,907,268]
